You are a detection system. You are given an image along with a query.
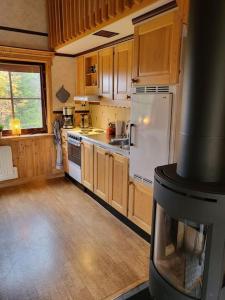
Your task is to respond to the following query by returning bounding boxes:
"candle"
[10,118,21,136]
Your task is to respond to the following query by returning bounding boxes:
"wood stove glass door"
[153,204,207,299]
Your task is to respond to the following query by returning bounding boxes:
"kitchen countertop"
[82,134,130,157]
[66,128,130,157]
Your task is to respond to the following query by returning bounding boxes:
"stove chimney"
[177,0,225,182]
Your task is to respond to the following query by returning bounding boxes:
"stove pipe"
[177,0,225,182]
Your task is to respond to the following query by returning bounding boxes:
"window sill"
[0,133,54,141]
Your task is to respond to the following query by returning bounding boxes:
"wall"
[0,0,48,50]
[51,56,76,112]
[90,104,131,129]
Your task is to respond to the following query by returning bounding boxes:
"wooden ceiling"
[47,0,160,50]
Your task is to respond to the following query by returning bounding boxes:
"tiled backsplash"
[90,104,131,129]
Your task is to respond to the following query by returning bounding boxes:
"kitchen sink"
[109,138,130,150]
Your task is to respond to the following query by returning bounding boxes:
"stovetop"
[67,127,105,136]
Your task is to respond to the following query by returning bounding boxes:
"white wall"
[0,0,48,50]
[51,56,76,112]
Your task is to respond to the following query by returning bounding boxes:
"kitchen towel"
[53,119,63,169]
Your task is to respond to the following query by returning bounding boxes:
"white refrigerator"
[129,91,173,185]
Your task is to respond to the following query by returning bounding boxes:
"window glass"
[0,63,46,134]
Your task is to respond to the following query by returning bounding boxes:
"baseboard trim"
[65,173,151,244]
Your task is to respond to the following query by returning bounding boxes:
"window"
[0,61,47,135]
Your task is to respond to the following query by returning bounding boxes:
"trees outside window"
[0,62,47,135]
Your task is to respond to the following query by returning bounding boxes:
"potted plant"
[0,124,4,138]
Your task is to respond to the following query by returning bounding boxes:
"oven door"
[68,138,81,182]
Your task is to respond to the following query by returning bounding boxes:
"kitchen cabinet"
[133,10,182,85]
[108,153,129,216]
[61,130,69,173]
[94,145,109,202]
[84,51,99,95]
[128,180,153,233]
[177,0,189,24]
[81,141,94,191]
[114,41,133,101]
[99,47,113,100]
[75,56,85,95]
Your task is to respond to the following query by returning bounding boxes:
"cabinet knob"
[131,78,139,83]
[127,95,131,99]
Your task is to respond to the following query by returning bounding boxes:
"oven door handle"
[68,139,81,147]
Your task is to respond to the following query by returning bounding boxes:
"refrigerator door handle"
[130,123,135,146]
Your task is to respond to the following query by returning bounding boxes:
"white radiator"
[0,146,18,181]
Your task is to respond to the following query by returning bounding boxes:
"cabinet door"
[114,41,133,101]
[133,10,182,85]
[99,47,113,100]
[94,146,109,202]
[62,144,69,173]
[81,141,94,191]
[75,56,85,95]
[108,153,129,216]
[128,180,153,233]
[177,0,189,24]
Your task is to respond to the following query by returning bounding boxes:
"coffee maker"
[63,106,74,129]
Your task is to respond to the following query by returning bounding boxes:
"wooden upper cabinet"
[133,10,182,85]
[84,51,99,95]
[75,56,85,95]
[114,41,133,101]
[177,0,190,24]
[81,141,94,191]
[94,145,109,202]
[108,153,129,216]
[128,180,153,233]
[99,47,113,100]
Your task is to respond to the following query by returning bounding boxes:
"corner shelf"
[84,52,98,95]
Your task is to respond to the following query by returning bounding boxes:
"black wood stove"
[149,1,225,299]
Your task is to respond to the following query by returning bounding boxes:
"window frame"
[0,60,48,136]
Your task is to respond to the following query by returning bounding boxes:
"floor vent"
[134,174,143,182]
[143,177,153,185]
[134,174,152,186]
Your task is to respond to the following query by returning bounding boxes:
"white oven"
[67,133,82,183]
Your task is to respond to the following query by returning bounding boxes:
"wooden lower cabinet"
[62,144,69,173]
[94,146,109,202]
[61,130,69,173]
[108,153,129,216]
[128,180,153,233]
[81,141,94,191]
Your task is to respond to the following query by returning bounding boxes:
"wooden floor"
[0,178,149,300]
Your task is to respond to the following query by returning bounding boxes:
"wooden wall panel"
[47,0,159,50]
[0,135,62,188]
